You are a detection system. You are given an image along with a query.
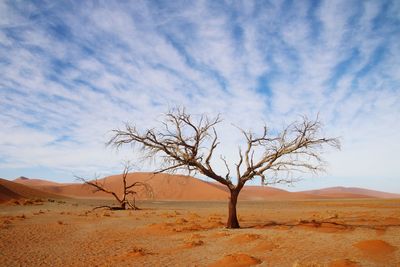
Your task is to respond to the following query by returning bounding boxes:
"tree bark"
[227,189,240,228]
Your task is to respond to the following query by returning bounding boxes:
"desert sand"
[1,175,399,266]
[1,199,399,266]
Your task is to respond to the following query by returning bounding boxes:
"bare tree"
[108,108,340,227]
[77,163,153,210]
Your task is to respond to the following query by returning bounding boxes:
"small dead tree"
[108,109,340,227]
[77,164,153,210]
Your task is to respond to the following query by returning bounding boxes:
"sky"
[0,0,399,193]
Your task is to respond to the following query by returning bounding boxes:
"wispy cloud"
[0,0,399,191]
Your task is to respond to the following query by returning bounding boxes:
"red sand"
[10,173,400,201]
[1,199,399,266]
[15,173,229,200]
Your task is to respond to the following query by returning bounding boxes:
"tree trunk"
[227,189,240,228]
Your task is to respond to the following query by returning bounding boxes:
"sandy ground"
[1,198,399,267]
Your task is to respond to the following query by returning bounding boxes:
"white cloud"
[0,1,399,191]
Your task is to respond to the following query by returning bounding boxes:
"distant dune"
[14,176,69,187]
[0,178,64,203]
[9,174,400,201]
[300,186,400,199]
[242,186,318,200]
[207,182,316,200]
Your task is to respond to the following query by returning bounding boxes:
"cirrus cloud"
[0,0,399,192]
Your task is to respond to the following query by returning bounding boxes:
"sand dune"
[300,186,400,199]
[15,173,229,200]
[11,174,400,201]
[241,186,316,200]
[0,184,21,203]
[14,176,68,187]
[106,172,229,200]
[191,180,316,200]
[14,173,316,200]
[174,180,391,200]
[0,178,64,203]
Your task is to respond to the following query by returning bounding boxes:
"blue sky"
[0,0,399,192]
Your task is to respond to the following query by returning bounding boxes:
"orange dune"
[0,178,64,203]
[11,174,400,201]
[15,173,318,200]
[16,173,229,200]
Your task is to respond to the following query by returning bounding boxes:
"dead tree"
[108,108,340,227]
[77,164,153,210]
